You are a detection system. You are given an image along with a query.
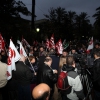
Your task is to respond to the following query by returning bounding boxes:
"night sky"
[19,0,100,24]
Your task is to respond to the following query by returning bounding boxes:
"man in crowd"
[32,83,50,100]
[91,49,100,100]
[37,56,58,100]
[0,55,8,100]
[12,55,33,100]
[91,42,100,58]
[62,55,85,100]
[39,46,47,57]
[61,49,69,57]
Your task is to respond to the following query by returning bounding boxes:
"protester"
[48,48,60,70]
[0,54,8,100]
[61,49,69,57]
[58,56,67,74]
[12,54,33,100]
[26,55,38,73]
[91,42,100,58]
[33,46,39,59]
[91,49,100,100]
[0,55,7,88]
[32,83,50,100]
[25,55,38,93]
[38,46,47,57]
[62,55,85,100]
[58,56,67,100]
[0,50,8,63]
[0,33,98,100]
[28,49,34,56]
[37,56,58,100]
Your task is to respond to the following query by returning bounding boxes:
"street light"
[36,28,40,32]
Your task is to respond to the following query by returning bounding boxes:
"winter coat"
[91,58,100,91]
[37,63,58,89]
[12,61,33,86]
[0,61,7,88]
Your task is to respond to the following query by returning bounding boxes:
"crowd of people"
[0,40,100,100]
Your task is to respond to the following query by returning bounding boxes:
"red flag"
[55,39,63,54]
[49,34,55,49]
[87,37,93,54]
[0,33,5,52]
[7,39,21,80]
[21,37,30,48]
[45,38,50,49]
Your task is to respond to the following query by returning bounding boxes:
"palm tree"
[93,7,100,27]
[55,7,67,23]
[66,11,77,39]
[75,12,91,38]
[92,7,100,38]
[44,7,56,22]
[67,11,76,25]
[44,7,67,40]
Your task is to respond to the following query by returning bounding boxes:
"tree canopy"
[44,7,92,41]
[0,0,31,42]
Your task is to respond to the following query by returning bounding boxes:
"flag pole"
[17,40,35,73]
[27,57,36,73]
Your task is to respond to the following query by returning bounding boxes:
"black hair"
[29,49,33,53]
[95,42,100,46]
[39,46,44,49]
[66,55,75,66]
[34,91,49,100]
[71,47,76,50]
[94,49,100,57]
[63,49,68,52]
[44,58,52,62]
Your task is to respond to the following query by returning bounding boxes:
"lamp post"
[31,0,35,30]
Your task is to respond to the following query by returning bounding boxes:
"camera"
[74,54,87,67]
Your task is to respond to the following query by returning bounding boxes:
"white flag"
[7,39,21,80]
[17,40,27,57]
[87,37,93,52]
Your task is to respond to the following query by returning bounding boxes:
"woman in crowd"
[58,56,67,74]
[25,56,38,96]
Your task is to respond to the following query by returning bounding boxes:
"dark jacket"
[62,64,85,99]
[37,63,58,89]
[62,64,75,72]
[12,61,33,86]
[91,58,100,91]
[26,60,38,84]
[50,55,60,70]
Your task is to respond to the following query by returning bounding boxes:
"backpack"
[56,71,72,94]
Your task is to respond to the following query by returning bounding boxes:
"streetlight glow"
[36,28,40,32]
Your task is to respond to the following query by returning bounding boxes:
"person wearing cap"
[32,83,50,100]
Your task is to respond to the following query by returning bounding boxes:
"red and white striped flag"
[49,34,55,49]
[45,38,50,49]
[17,40,27,57]
[55,39,63,54]
[87,37,93,53]
[21,37,30,48]
[0,34,5,52]
[7,39,21,80]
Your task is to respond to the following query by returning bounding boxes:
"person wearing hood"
[62,55,85,100]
